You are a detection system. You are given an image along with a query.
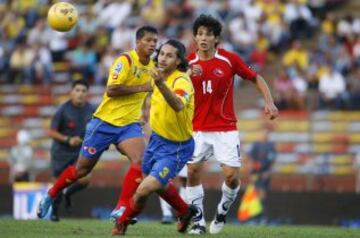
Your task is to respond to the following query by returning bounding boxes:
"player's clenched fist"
[149,67,165,85]
[187,64,202,76]
[264,103,279,120]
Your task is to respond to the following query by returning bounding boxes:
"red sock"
[48,165,78,198]
[116,164,142,209]
[118,197,143,223]
[159,182,188,217]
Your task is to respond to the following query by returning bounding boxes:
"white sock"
[159,197,172,217]
[217,182,240,216]
[186,185,206,226]
[179,186,187,202]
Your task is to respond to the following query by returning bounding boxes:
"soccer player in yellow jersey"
[37,26,159,226]
[112,40,198,235]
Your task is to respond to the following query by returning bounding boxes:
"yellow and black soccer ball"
[47,2,78,32]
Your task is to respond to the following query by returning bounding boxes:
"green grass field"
[1,218,360,238]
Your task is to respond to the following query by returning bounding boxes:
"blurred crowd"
[0,0,359,111]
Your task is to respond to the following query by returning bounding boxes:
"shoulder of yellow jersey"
[114,51,133,67]
[170,70,191,86]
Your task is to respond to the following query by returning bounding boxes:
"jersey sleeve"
[50,105,64,130]
[106,55,131,86]
[172,76,193,106]
[231,52,257,80]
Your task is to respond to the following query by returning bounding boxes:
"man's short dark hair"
[72,79,89,89]
[192,14,222,37]
[136,26,158,40]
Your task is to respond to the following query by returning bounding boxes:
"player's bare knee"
[187,164,199,176]
[126,150,143,164]
[187,167,201,185]
[135,187,150,201]
[129,155,142,165]
[224,173,239,188]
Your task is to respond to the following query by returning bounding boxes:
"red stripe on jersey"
[120,53,132,66]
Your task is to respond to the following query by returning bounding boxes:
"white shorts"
[188,131,241,167]
[178,164,187,178]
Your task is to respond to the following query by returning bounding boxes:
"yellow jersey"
[93,49,154,126]
[150,70,194,142]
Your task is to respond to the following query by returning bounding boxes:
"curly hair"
[192,14,222,37]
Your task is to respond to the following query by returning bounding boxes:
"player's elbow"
[253,74,265,84]
[106,88,116,97]
[173,101,184,112]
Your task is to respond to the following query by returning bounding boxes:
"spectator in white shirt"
[318,66,349,109]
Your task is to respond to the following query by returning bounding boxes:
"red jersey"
[188,48,257,131]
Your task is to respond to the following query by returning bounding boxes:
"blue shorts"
[142,132,194,186]
[80,117,144,159]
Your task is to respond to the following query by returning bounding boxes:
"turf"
[1,218,360,238]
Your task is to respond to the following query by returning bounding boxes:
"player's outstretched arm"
[106,82,152,97]
[251,74,279,120]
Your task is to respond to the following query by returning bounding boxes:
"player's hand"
[189,64,202,76]
[69,136,82,146]
[264,103,279,120]
[149,67,165,85]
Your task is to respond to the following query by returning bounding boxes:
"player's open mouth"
[200,43,207,47]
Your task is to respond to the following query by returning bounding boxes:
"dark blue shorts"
[142,132,194,186]
[80,118,144,159]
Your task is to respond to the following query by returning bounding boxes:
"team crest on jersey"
[88,147,97,155]
[213,68,224,77]
[113,63,123,74]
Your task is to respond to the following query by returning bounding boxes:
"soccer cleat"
[110,207,137,225]
[110,207,125,223]
[37,195,54,219]
[177,205,198,233]
[161,215,173,224]
[112,221,129,236]
[188,224,206,235]
[209,212,226,234]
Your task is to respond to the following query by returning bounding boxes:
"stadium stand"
[0,0,359,193]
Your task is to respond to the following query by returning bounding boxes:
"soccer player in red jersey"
[186,15,279,235]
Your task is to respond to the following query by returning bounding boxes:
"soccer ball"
[47,2,78,32]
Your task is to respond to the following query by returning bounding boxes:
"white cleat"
[110,206,126,223]
[110,206,138,225]
[188,224,206,235]
[209,213,226,234]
